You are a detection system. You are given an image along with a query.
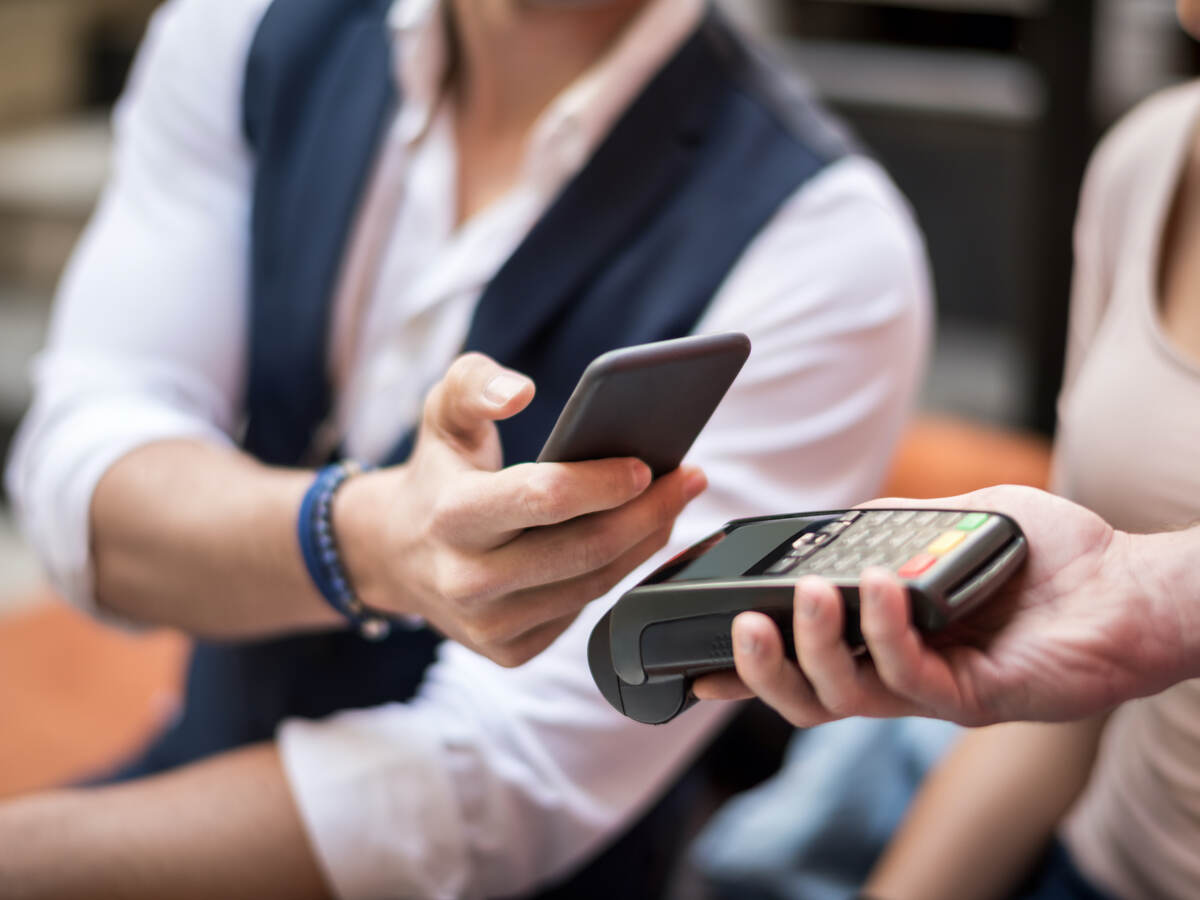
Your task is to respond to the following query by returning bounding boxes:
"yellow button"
[927,530,966,555]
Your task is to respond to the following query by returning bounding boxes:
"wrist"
[1118,526,1200,690]
[331,466,407,617]
[273,469,346,631]
[298,462,392,639]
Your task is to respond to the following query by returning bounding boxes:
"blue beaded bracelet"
[297,461,392,641]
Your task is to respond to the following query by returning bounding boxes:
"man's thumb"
[425,353,535,445]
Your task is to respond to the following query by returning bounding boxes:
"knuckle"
[428,491,466,542]
[645,525,672,555]
[437,561,492,609]
[571,527,613,574]
[462,606,516,650]
[427,353,491,428]
[448,352,487,387]
[491,644,530,669]
[559,574,604,612]
[737,661,771,695]
[793,628,820,658]
[859,628,888,657]
[463,623,495,652]
[605,461,642,500]
[788,708,830,729]
[421,381,446,424]
[651,482,686,526]
[585,567,622,603]
[821,691,859,719]
[884,665,920,699]
[523,467,572,523]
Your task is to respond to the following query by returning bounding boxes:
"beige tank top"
[1054,80,1200,900]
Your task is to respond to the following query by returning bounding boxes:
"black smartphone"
[537,333,751,477]
[589,507,1028,724]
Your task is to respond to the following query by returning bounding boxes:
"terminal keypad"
[762,509,992,580]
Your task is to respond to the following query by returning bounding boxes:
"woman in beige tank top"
[864,3,1200,899]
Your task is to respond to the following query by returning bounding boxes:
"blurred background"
[0,0,1197,798]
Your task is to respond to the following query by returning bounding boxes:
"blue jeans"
[693,717,960,900]
[690,714,1116,900]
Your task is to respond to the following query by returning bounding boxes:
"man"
[2,0,930,895]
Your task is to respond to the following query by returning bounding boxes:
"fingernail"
[630,461,652,491]
[796,577,822,619]
[736,628,759,657]
[861,577,884,608]
[682,468,707,500]
[483,373,527,406]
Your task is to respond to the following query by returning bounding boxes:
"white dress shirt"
[5,0,933,897]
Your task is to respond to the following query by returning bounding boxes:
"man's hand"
[694,484,1193,725]
[337,353,707,667]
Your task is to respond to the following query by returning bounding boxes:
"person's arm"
[695,484,1200,725]
[4,0,266,617]
[865,717,1109,900]
[87,356,704,661]
[0,745,328,900]
[3,0,700,662]
[693,100,1200,726]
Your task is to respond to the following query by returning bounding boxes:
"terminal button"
[897,553,937,578]
[766,556,799,575]
[956,512,989,531]
[928,531,967,555]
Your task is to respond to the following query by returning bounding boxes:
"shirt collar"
[387,0,451,145]
[521,0,705,195]
[385,0,705,194]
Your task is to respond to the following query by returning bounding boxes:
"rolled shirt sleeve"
[278,155,933,899]
[3,0,271,610]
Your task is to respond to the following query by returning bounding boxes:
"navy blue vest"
[129,0,852,774]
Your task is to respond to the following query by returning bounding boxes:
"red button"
[897,553,937,578]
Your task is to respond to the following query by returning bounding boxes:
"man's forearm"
[81,354,700,662]
[0,744,329,900]
[90,440,341,637]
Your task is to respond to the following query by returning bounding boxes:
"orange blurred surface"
[0,593,187,798]
[882,415,1051,499]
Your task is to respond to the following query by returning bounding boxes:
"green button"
[956,512,989,531]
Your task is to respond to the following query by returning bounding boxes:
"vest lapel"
[462,26,721,368]
[382,22,725,469]
[244,2,396,465]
